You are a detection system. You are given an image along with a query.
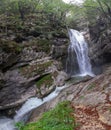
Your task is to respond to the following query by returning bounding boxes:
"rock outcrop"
[0,31,69,117]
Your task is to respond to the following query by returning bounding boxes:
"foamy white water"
[0,86,66,130]
[0,85,66,130]
[0,117,16,130]
[67,29,94,77]
[14,85,65,122]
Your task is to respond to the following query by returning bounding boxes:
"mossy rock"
[36,74,53,88]
[26,38,51,54]
[19,61,53,78]
[52,29,67,38]
[36,74,55,98]
[0,40,23,54]
[36,39,51,54]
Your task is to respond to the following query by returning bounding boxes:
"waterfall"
[66,29,94,76]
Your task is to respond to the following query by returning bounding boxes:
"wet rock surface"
[29,66,111,130]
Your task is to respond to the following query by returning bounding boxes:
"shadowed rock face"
[29,66,111,130]
[0,69,37,116]
[0,37,69,117]
[88,22,111,73]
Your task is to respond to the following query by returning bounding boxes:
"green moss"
[87,83,96,90]
[52,29,67,38]
[15,122,24,130]
[18,101,76,130]
[36,74,53,88]
[24,38,51,54]
[0,40,23,54]
[19,61,53,78]
[79,96,85,99]
[36,39,51,53]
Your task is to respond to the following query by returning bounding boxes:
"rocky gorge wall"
[0,16,70,117]
[88,19,111,74]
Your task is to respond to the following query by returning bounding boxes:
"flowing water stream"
[0,117,15,130]
[0,86,66,130]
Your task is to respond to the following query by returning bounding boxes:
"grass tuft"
[17,101,76,130]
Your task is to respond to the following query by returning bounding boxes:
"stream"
[0,85,66,130]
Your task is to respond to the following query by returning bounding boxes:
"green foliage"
[36,39,51,53]
[79,95,85,99]
[0,0,40,16]
[18,101,76,130]
[0,40,23,54]
[87,83,96,90]
[83,0,111,24]
[15,122,24,130]
[1,0,111,31]
[0,0,82,28]
[83,0,100,24]
[36,74,53,88]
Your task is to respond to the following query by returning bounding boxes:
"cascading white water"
[14,85,66,122]
[0,85,66,130]
[66,29,94,76]
[0,117,16,130]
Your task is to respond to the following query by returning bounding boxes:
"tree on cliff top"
[0,0,82,28]
[83,0,111,24]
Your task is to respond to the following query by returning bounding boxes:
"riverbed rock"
[29,66,111,130]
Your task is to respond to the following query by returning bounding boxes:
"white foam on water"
[0,117,16,130]
[0,85,66,130]
[14,85,66,122]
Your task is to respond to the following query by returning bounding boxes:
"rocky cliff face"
[0,22,69,117]
[88,19,111,74]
